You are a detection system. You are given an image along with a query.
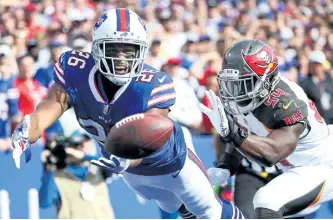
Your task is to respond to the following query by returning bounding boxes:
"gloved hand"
[207,167,231,186]
[199,90,230,137]
[91,154,130,174]
[12,115,32,169]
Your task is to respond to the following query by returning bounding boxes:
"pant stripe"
[187,148,209,180]
[279,180,326,216]
[307,180,326,208]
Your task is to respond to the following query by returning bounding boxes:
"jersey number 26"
[67,50,90,69]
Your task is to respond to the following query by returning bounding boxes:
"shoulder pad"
[134,66,176,111]
[53,50,95,86]
[253,78,309,129]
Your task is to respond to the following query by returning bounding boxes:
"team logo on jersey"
[103,104,110,114]
[242,46,278,77]
[94,13,108,30]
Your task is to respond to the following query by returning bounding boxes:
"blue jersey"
[0,75,19,138]
[53,50,187,175]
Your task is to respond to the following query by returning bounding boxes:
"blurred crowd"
[1,0,333,149]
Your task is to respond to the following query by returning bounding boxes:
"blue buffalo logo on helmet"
[94,12,108,30]
[242,46,278,77]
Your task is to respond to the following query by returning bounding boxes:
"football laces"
[116,114,145,128]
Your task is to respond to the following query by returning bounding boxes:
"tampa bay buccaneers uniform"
[238,76,333,217]
[215,39,333,218]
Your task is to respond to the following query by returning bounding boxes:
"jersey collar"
[88,65,130,104]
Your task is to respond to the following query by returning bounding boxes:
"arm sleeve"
[144,74,176,110]
[51,51,75,106]
[273,98,309,129]
[254,83,309,130]
[52,53,67,88]
[38,170,60,208]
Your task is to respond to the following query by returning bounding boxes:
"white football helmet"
[92,8,148,85]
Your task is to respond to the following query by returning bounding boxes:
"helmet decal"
[94,12,108,31]
[242,46,278,76]
[116,8,130,32]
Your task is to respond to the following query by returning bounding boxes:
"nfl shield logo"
[103,105,110,114]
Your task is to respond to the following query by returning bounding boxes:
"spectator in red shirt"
[201,69,218,134]
[24,4,47,40]
[14,55,47,116]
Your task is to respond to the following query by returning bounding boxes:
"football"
[104,113,174,159]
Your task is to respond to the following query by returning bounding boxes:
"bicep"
[35,83,69,117]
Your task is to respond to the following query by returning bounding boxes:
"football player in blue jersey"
[11,9,243,219]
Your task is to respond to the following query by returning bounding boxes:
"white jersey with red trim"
[234,76,333,171]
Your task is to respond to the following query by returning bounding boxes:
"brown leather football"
[104,113,174,159]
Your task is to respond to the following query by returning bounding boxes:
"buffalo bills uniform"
[52,50,243,219]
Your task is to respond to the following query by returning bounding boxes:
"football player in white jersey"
[201,39,333,218]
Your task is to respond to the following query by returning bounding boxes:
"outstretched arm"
[28,83,69,142]
[12,82,69,169]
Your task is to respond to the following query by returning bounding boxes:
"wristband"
[221,119,248,147]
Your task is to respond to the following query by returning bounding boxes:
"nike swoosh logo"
[158,75,166,83]
[138,148,145,156]
[172,170,181,178]
[283,100,293,110]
